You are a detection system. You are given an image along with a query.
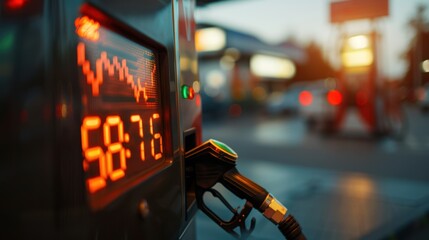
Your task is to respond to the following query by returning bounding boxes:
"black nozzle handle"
[221,167,269,210]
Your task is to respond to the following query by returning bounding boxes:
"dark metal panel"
[0,0,195,239]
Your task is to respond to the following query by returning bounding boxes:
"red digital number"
[81,113,164,194]
[131,114,145,161]
[150,113,163,160]
[103,116,126,181]
[81,116,106,193]
[82,115,127,193]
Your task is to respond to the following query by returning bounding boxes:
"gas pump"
[1,0,200,238]
[330,0,405,138]
[0,0,304,239]
[334,30,406,138]
[334,32,380,133]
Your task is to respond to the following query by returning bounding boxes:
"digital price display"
[76,16,168,207]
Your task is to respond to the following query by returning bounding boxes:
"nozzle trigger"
[197,188,256,239]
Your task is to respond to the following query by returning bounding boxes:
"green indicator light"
[211,139,237,156]
[0,31,15,53]
[181,85,189,99]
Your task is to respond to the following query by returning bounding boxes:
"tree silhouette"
[401,4,429,100]
[293,41,335,82]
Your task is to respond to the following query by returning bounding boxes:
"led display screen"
[76,16,167,207]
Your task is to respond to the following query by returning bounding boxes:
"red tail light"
[327,90,342,106]
[5,0,26,9]
[299,91,313,106]
[1,0,43,18]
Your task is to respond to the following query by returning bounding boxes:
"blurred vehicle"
[265,88,301,116]
[297,79,341,132]
[266,79,341,132]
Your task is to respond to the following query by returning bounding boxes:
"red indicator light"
[299,91,313,106]
[188,87,195,99]
[327,90,342,106]
[75,16,100,41]
[6,0,26,9]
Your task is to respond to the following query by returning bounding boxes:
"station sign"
[330,0,389,23]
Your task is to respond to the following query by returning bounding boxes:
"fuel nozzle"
[185,139,306,239]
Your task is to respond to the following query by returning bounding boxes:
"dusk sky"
[196,0,429,79]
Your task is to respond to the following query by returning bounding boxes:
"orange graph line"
[77,42,156,103]
[75,16,100,41]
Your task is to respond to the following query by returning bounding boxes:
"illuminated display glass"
[76,16,167,208]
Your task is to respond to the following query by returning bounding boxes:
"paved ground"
[195,106,429,239]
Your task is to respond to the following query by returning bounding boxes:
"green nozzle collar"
[210,139,237,157]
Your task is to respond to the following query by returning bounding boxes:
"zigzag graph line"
[77,42,156,103]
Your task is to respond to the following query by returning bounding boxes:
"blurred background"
[193,0,429,239]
